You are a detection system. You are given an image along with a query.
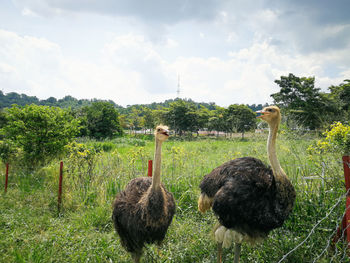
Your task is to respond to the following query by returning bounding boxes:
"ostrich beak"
[162,130,169,136]
[256,110,269,118]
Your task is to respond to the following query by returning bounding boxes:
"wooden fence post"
[148,160,153,177]
[57,161,63,213]
[343,156,350,249]
[333,156,350,249]
[4,163,9,193]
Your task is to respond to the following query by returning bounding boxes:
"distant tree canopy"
[1,76,348,175]
[160,100,198,136]
[141,107,156,132]
[226,104,256,138]
[82,102,123,139]
[1,74,349,135]
[149,100,257,136]
[328,79,350,120]
[0,104,80,169]
[0,91,121,110]
[207,106,227,134]
[271,73,337,130]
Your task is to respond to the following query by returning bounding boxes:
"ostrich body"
[112,126,175,263]
[198,106,295,263]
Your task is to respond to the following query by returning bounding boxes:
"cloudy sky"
[0,0,349,107]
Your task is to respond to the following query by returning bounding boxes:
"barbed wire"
[313,209,347,263]
[277,189,350,263]
[329,209,350,263]
[318,228,341,262]
[339,234,350,263]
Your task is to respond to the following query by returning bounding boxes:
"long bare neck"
[267,121,285,180]
[151,138,163,190]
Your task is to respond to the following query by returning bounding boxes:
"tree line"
[111,73,350,134]
[271,73,350,130]
[0,91,267,138]
[0,92,121,110]
[120,99,264,137]
[0,73,349,170]
[1,73,349,137]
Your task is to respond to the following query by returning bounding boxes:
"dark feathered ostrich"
[198,106,296,263]
[112,125,175,263]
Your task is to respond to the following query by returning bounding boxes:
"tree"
[207,106,227,136]
[152,108,168,129]
[0,110,7,140]
[271,73,334,130]
[329,80,350,121]
[142,107,156,134]
[195,106,210,135]
[339,80,350,112]
[0,110,7,129]
[1,104,80,169]
[40,96,57,106]
[83,101,123,139]
[128,107,143,132]
[163,100,199,136]
[226,104,256,138]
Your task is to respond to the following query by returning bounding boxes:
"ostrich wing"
[200,157,273,198]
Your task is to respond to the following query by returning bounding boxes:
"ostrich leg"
[217,242,223,263]
[215,224,226,263]
[234,243,241,263]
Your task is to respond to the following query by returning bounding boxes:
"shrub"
[0,140,17,163]
[308,122,350,155]
[1,104,80,170]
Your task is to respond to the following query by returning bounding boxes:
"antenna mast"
[177,74,181,98]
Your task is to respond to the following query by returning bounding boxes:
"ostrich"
[112,125,175,263]
[198,106,296,263]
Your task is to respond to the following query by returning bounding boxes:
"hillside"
[0,91,266,112]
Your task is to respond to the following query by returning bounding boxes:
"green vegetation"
[0,92,121,110]
[0,104,80,170]
[1,73,350,262]
[1,74,349,136]
[82,101,123,139]
[0,134,349,262]
[271,74,349,130]
[225,104,256,138]
[308,122,350,155]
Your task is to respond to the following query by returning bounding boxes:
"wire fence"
[1,147,350,262]
[278,189,349,263]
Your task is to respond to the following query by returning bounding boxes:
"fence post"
[4,163,9,193]
[333,156,350,249]
[58,161,63,213]
[148,160,153,177]
[343,156,350,249]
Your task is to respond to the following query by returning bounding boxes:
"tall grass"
[0,133,348,262]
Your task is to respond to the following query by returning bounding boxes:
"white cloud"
[13,0,222,22]
[226,32,238,43]
[172,39,349,105]
[0,30,176,105]
[165,38,178,48]
[21,7,39,17]
[0,25,349,107]
[0,29,63,93]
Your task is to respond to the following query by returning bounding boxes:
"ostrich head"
[257,106,281,125]
[154,125,169,142]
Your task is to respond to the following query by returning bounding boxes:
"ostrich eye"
[157,129,161,132]
[267,108,274,112]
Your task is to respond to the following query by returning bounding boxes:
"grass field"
[0,133,349,262]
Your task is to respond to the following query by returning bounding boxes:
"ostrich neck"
[151,138,163,190]
[267,122,285,179]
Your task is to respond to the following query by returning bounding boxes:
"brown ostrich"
[198,106,296,263]
[112,125,175,263]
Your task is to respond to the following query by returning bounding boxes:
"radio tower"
[177,74,181,98]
